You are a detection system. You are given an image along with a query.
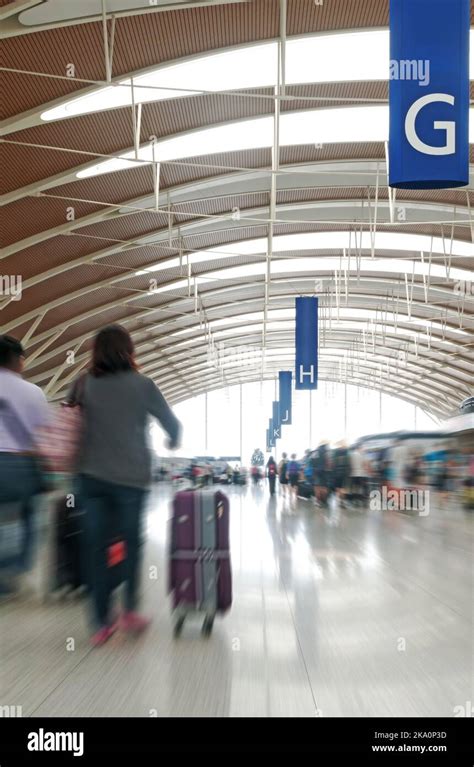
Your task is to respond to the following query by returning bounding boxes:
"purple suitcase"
[168,489,232,636]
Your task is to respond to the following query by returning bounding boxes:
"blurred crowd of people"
[263,438,474,510]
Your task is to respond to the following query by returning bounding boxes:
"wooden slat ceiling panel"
[1,196,102,248]
[0,234,119,281]
[99,244,178,270]
[25,283,146,334]
[0,265,132,326]
[288,0,388,33]
[5,0,432,120]
[2,0,279,119]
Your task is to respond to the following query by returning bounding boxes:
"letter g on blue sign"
[389,0,470,189]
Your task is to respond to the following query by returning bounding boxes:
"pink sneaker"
[90,624,117,647]
[121,611,151,634]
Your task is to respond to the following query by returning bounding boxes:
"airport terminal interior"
[1,0,473,720]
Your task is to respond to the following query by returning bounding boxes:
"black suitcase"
[53,498,125,595]
[297,481,313,499]
[54,498,86,592]
[0,502,22,572]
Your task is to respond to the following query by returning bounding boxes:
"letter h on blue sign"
[295,297,318,390]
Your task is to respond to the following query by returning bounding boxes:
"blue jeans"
[78,474,147,630]
[0,453,43,573]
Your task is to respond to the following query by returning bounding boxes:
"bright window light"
[165,312,469,340]
[138,231,473,271]
[208,231,473,258]
[77,105,474,179]
[42,30,474,122]
[146,256,472,307]
[209,312,470,339]
[201,257,472,282]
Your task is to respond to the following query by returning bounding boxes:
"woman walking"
[70,325,181,647]
[266,456,277,496]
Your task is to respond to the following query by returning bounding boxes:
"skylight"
[137,231,473,272]
[42,30,474,122]
[77,105,474,179]
[146,256,472,296]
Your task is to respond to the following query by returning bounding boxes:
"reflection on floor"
[1,483,472,717]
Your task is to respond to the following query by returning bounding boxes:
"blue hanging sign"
[389,0,470,189]
[278,371,292,426]
[272,401,281,441]
[268,418,275,448]
[295,297,318,390]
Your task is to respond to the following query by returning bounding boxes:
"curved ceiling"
[1,0,473,421]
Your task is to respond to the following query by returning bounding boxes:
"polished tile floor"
[1,483,472,717]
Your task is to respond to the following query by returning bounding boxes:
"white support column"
[343,248,348,303]
[263,0,285,380]
[344,382,347,437]
[239,383,243,465]
[133,101,142,159]
[167,193,173,247]
[150,136,160,212]
[404,266,414,321]
[466,190,474,243]
[334,267,340,320]
[384,142,395,224]
[101,0,116,83]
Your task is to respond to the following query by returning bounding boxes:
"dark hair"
[0,335,24,367]
[90,325,137,377]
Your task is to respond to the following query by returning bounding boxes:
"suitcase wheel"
[173,615,185,638]
[202,615,214,637]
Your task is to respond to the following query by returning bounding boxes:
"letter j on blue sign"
[295,297,318,390]
[389,0,470,189]
[279,371,292,425]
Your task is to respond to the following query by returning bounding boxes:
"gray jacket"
[70,371,181,488]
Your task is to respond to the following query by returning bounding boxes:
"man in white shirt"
[0,335,50,590]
